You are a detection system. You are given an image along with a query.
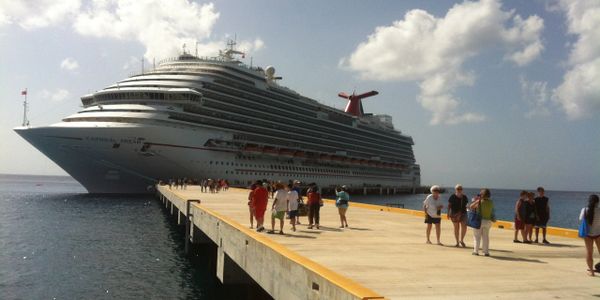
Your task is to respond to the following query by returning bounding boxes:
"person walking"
[252,180,269,232]
[448,184,468,247]
[470,188,496,256]
[513,191,528,243]
[307,184,322,229]
[288,183,300,232]
[269,183,289,234]
[424,185,444,245]
[580,194,600,276]
[335,185,350,228]
[534,187,551,244]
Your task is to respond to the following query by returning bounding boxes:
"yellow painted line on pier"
[171,188,386,300]
[322,198,579,238]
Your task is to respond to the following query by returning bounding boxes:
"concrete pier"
[157,186,596,299]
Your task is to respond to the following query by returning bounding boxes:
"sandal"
[460,241,466,248]
[588,269,595,276]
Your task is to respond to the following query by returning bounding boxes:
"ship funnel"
[338,90,378,117]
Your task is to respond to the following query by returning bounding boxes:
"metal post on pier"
[185,199,201,254]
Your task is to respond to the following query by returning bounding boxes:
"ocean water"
[1,175,595,300]
[0,174,218,299]
[352,187,600,229]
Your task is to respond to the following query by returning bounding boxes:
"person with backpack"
[579,194,600,276]
[336,185,350,228]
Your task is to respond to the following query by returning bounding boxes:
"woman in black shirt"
[448,184,468,247]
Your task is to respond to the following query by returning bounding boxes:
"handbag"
[467,204,482,229]
[579,208,589,238]
[297,198,308,216]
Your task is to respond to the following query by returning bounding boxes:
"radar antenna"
[219,38,245,61]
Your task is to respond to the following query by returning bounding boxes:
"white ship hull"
[15,121,419,194]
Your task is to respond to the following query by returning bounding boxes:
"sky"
[0,0,598,192]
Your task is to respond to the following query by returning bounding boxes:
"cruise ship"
[14,42,421,193]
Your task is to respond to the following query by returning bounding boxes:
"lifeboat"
[331,155,343,162]
[263,146,278,154]
[293,151,305,158]
[279,148,295,157]
[243,144,261,152]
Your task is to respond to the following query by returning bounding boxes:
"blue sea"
[0,174,595,299]
[352,187,599,229]
[0,174,219,299]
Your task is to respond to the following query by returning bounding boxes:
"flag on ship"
[21,89,27,96]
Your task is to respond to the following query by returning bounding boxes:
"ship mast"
[21,89,29,127]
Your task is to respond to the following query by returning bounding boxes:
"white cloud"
[0,0,81,30]
[60,57,79,71]
[2,1,264,63]
[520,76,550,118]
[73,0,220,60]
[553,0,600,120]
[41,88,70,102]
[342,0,544,125]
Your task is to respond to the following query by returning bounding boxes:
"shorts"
[450,212,466,223]
[272,210,285,220]
[514,218,524,230]
[425,215,441,224]
[288,210,298,218]
[535,218,548,228]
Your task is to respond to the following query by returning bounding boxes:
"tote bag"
[467,205,482,229]
[579,208,589,238]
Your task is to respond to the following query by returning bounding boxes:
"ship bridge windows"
[94,91,200,102]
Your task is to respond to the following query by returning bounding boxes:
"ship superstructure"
[15,42,420,193]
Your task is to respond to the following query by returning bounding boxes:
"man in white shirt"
[269,183,289,234]
[423,185,444,245]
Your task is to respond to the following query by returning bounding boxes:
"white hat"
[430,185,441,193]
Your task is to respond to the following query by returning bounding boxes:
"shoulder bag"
[579,208,589,238]
[467,202,482,229]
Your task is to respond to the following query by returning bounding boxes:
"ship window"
[210,161,213,165]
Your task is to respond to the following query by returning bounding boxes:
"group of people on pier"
[165,178,229,193]
[246,179,349,234]
[423,185,551,257]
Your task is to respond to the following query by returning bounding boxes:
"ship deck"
[158,185,596,299]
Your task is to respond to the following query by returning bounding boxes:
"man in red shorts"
[252,180,269,232]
